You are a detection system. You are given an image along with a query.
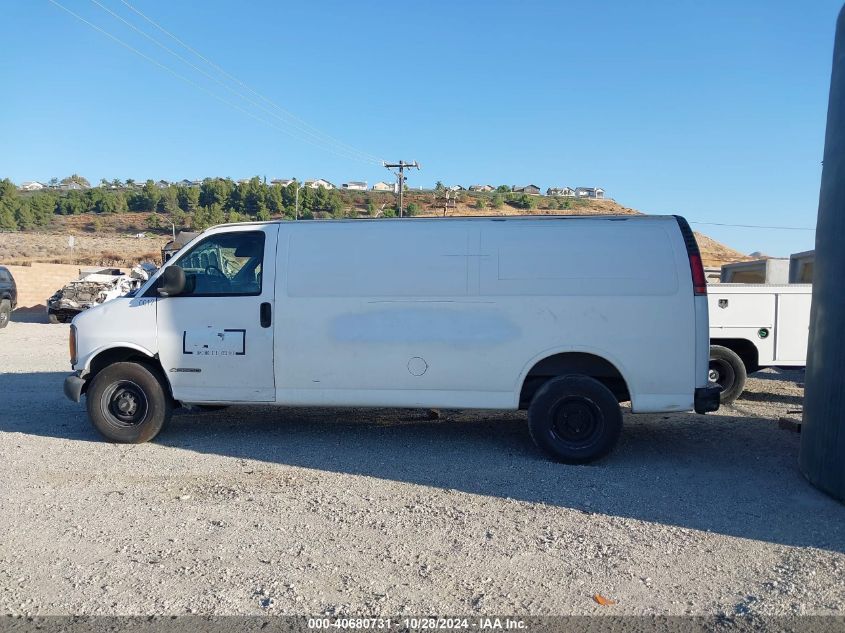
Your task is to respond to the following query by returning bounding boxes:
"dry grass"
[0,201,750,269]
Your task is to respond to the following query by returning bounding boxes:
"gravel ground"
[1,321,843,617]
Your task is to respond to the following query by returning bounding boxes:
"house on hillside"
[178,179,194,187]
[271,178,296,187]
[469,184,494,192]
[575,186,605,199]
[60,181,85,191]
[547,186,575,197]
[512,184,541,195]
[448,185,466,192]
[342,181,368,191]
[19,181,45,191]
[156,180,170,189]
[305,179,334,190]
[190,180,203,187]
[372,181,394,192]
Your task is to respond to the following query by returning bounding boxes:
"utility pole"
[294,179,303,220]
[383,160,420,217]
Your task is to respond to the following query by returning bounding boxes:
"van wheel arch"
[710,338,760,374]
[519,351,630,409]
[86,348,172,400]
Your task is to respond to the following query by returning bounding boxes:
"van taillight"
[674,215,707,296]
[688,252,707,296]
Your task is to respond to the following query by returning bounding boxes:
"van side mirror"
[157,266,186,297]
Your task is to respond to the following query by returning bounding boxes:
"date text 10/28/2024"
[308,618,527,630]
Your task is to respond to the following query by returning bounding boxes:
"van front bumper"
[694,386,721,414]
[64,372,86,403]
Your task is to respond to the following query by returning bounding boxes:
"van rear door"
[155,225,278,402]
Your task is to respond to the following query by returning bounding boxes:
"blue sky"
[2,1,839,256]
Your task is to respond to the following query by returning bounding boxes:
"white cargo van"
[64,215,719,463]
[708,284,811,403]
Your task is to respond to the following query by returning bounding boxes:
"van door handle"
[260,302,272,328]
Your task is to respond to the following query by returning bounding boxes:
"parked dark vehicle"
[0,266,17,328]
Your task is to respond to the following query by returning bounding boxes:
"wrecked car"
[47,263,157,323]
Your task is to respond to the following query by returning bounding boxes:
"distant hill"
[0,193,749,269]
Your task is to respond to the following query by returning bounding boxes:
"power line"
[87,0,380,166]
[48,0,382,165]
[690,221,816,231]
[116,0,383,165]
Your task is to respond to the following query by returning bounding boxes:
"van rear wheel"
[527,375,623,464]
[86,362,172,443]
[709,345,747,404]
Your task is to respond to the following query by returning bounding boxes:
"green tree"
[366,200,376,216]
[95,191,128,214]
[208,203,226,227]
[170,208,187,230]
[177,186,200,213]
[474,198,485,210]
[0,203,17,231]
[265,185,283,215]
[199,178,233,208]
[406,202,420,216]
[496,185,510,193]
[147,213,162,229]
[30,193,57,226]
[492,194,504,209]
[56,191,90,215]
[13,201,36,230]
[434,181,444,192]
[0,178,17,200]
[157,187,180,214]
[326,191,344,217]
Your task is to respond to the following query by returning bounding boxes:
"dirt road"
[1,321,843,617]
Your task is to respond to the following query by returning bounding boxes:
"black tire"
[0,299,10,329]
[709,345,747,404]
[86,361,172,443]
[527,375,623,464]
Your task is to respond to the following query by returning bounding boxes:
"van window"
[170,231,264,296]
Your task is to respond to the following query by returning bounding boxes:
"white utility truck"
[64,215,719,463]
[708,284,811,403]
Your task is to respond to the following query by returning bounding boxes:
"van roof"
[210,214,677,229]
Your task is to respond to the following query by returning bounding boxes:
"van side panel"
[273,218,697,412]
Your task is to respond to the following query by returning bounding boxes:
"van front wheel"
[86,362,172,443]
[528,375,622,464]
